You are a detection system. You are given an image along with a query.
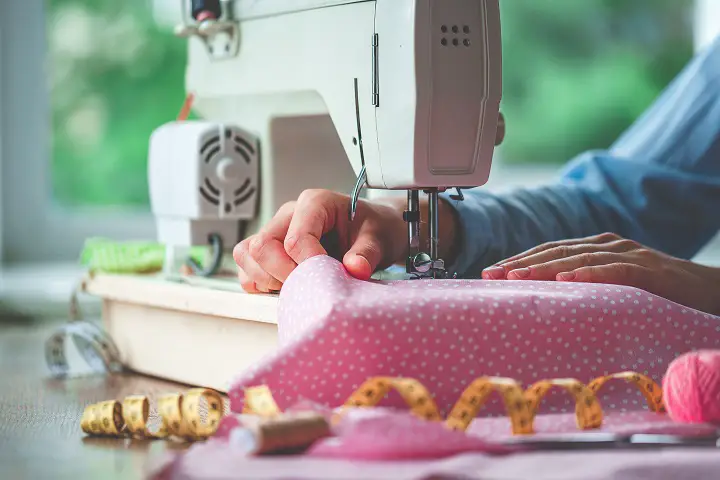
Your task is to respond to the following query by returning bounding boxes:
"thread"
[177,93,195,122]
[662,350,720,424]
[230,412,331,455]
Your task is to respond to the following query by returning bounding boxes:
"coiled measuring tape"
[81,388,225,441]
[587,371,665,413]
[81,371,663,440]
[243,371,664,435]
[45,279,124,377]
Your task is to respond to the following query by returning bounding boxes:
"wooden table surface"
[0,315,191,480]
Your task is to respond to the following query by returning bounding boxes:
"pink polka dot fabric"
[304,409,717,461]
[228,255,720,419]
[466,410,717,438]
[306,408,518,460]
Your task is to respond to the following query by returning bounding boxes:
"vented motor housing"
[148,121,259,248]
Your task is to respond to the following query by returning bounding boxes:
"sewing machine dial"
[215,157,241,182]
[198,126,259,217]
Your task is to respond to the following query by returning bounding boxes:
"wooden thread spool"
[230,412,331,455]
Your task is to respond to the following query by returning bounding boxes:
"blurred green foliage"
[499,0,693,163]
[48,0,693,207]
[48,0,190,207]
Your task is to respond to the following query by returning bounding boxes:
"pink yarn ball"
[662,350,720,424]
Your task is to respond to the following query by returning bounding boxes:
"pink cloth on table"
[212,408,717,463]
[306,409,716,460]
[152,258,720,480]
[151,408,720,479]
[308,408,517,460]
[229,255,720,417]
[153,438,720,480]
[466,410,717,438]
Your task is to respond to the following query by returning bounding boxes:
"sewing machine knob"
[215,157,240,183]
[495,112,506,146]
[412,253,433,274]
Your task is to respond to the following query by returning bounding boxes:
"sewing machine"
[150,0,503,279]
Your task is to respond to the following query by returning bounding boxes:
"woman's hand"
[233,189,461,295]
[233,190,409,294]
[481,232,720,315]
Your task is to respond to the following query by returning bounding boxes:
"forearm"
[440,179,629,277]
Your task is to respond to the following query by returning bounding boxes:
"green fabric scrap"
[80,238,207,274]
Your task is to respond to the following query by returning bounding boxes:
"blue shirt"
[444,36,720,278]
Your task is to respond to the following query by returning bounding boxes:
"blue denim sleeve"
[444,37,720,278]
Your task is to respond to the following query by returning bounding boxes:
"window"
[695,0,720,52]
[1,1,159,263]
[497,0,694,166]
[49,0,191,208]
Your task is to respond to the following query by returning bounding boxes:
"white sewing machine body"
[149,121,260,248]
[150,0,502,277]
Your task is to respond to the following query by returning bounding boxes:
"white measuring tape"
[44,280,124,377]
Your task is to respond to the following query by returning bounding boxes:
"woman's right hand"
[233,189,409,293]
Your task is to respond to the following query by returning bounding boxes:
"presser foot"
[406,254,447,279]
[403,188,449,279]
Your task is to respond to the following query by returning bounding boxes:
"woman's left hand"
[481,232,720,315]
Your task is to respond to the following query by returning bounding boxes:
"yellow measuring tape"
[244,371,664,435]
[523,379,603,431]
[445,377,533,434]
[344,377,443,422]
[587,371,665,413]
[81,371,663,440]
[81,388,224,441]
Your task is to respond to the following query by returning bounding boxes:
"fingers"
[285,190,340,264]
[344,226,384,281]
[505,252,624,281]
[483,236,638,280]
[235,188,396,288]
[497,240,637,280]
[558,263,655,291]
[247,233,296,284]
[247,203,298,283]
[237,268,259,294]
[237,255,283,293]
[234,190,350,292]
[493,232,622,268]
[234,202,296,293]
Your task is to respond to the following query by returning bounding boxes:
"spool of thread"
[229,412,331,455]
[662,350,720,424]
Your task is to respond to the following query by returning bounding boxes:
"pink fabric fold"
[229,255,720,418]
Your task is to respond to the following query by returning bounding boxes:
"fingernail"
[482,266,505,279]
[284,236,297,252]
[346,254,373,280]
[558,272,576,281]
[510,268,530,279]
